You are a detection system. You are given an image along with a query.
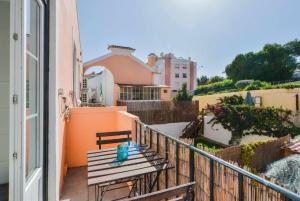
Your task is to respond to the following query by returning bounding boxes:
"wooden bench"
[119,182,196,201]
[96,130,132,149]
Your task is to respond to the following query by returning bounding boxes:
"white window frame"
[23,0,44,200]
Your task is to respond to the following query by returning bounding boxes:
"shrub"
[245,80,271,90]
[173,83,193,102]
[195,79,235,95]
[235,80,254,89]
[219,95,244,105]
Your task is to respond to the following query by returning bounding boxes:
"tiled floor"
[0,183,8,201]
[60,167,130,201]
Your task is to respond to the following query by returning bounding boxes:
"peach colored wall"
[165,55,171,86]
[66,107,139,167]
[160,86,172,101]
[114,84,120,105]
[57,0,82,194]
[193,88,300,111]
[84,55,153,85]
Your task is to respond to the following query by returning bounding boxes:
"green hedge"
[194,79,235,95]
[195,80,300,96]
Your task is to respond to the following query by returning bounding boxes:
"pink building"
[83,45,171,105]
[147,53,197,97]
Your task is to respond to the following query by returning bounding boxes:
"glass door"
[24,0,44,200]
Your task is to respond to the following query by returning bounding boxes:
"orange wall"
[160,86,172,101]
[84,55,153,85]
[57,0,82,194]
[66,107,139,167]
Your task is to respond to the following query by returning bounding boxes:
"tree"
[225,39,300,82]
[208,76,224,84]
[207,95,300,145]
[197,76,209,85]
[173,83,193,102]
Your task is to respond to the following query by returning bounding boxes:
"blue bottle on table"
[117,144,129,161]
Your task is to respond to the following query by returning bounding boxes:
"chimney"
[147,53,157,67]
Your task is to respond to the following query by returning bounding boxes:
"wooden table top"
[87,145,169,186]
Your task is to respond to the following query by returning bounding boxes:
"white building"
[147,53,197,97]
[85,69,114,106]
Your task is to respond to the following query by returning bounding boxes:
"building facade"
[83,45,171,105]
[147,53,197,97]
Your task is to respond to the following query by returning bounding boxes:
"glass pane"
[26,0,39,55]
[26,117,39,178]
[26,55,38,115]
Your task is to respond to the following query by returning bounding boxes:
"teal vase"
[117,144,129,161]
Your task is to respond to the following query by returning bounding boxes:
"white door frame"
[48,0,60,200]
[9,0,23,200]
[9,0,45,200]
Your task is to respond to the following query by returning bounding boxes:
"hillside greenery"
[194,79,300,96]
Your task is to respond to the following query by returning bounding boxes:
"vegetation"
[194,79,236,95]
[206,95,300,145]
[241,141,270,173]
[197,138,223,153]
[235,80,254,89]
[173,83,193,102]
[225,39,300,82]
[197,75,225,85]
[194,80,300,96]
[208,76,225,84]
[244,80,270,91]
[197,76,209,85]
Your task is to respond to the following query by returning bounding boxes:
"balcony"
[60,107,300,201]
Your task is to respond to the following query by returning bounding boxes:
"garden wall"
[117,100,199,124]
[216,135,290,171]
[193,88,300,112]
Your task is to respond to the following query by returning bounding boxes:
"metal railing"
[135,120,300,201]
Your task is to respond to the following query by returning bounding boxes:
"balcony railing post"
[149,129,153,149]
[165,136,169,189]
[144,127,147,145]
[156,132,160,191]
[189,150,195,182]
[135,121,138,143]
[175,142,179,186]
[144,127,147,193]
[210,159,214,201]
[189,148,195,201]
[238,173,244,201]
[139,123,142,194]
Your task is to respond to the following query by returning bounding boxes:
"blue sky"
[77,0,300,78]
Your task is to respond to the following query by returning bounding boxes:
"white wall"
[87,69,114,106]
[204,115,232,145]
[0,1,10,184]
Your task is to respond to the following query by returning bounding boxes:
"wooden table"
[87,145,171,201]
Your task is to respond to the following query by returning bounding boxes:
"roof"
[285,138,300,154]
[107,45,136,51]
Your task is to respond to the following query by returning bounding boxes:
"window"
[175,73,179,78]
[25,0,42,179]
[175,64,180,69]
[163,89,168,93]
[182,66,187,69]
[183,73,187,78]
[119,86,160,101]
